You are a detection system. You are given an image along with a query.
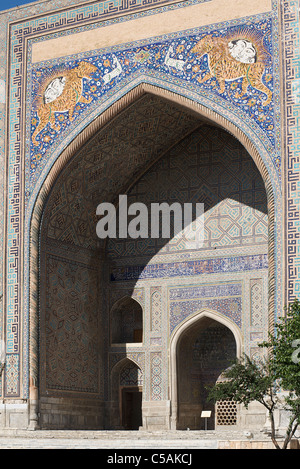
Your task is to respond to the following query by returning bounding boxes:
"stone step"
[0,436,218,449]
[0,429,275,449]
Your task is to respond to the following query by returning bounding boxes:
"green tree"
[262,299,300,393]
[208,299,300,449]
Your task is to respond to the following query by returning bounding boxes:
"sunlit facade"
[0,0,298,431]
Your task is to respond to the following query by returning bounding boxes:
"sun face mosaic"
[29,19,275,181]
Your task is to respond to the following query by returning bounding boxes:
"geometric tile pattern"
[150,352,162,400]
[170,293,242,332]
[39,105,269,406]
[282,0,300,303]
[151,289,162,332]
[43,94,200,250]
[107,124,268,260]
[250,280,263,327]
[110,297,143,344]
[120,361,143,386]
[41,254,99,394]
[39,112,269,408]
[110,254,268,281]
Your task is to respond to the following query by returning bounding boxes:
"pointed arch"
[169,308,242,429]
[110,357,143,403]
[110,356,143,394]
[27,79,277,427]
[110,357,143,429]
[110,296,143,344]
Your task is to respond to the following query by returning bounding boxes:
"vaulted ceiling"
[41,93,202,249]
[41,92,267,255]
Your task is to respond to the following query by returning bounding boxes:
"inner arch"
[176,313,237,430]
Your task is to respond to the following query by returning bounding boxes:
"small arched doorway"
[110,358,143,430]
[170,310,241,430]
[120,360,143,430]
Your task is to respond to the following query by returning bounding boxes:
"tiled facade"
[0,0,298,431]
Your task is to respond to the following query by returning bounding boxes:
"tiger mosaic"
[190,30,272,106]
[32,61,97,146]
[29,20,275,177]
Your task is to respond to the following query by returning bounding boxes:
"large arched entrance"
[29,84,274,430]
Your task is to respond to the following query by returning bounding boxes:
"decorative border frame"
[281,0,300,303]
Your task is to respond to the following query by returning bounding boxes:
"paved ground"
[0,429,274,449]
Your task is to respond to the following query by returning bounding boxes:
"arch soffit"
[111,356,142,377]
[110,295,144,313]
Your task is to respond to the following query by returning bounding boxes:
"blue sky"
[0,0,39,11]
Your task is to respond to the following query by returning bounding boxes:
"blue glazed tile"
[30,19,276,181]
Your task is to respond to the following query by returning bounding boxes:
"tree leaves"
[208,299,300,449]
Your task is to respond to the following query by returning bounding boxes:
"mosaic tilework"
[170,295,242,330]
[109,288,145,310]
[120,361,143,386]
[169,283,242,332]
[28,18,277,183]
[150,337,162,346]
[250,346,264,360]
[41,254,100,394]
[250,279,263,326]
[42,94,200,250]
[42,119,269,259]
[107,124,268,260]
[111,254,268,281]
[110,296,143,343]
[150,352,162,400]
[250,332,264,342]
[151,288,162,332]
[5,77,22,397]
[2,0,283,405]
[102,113,269,410]
[282,0,300,302]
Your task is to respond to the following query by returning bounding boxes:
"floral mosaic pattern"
[30,19,275,178]
[170,297,242,332]
[110,254,268,281]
